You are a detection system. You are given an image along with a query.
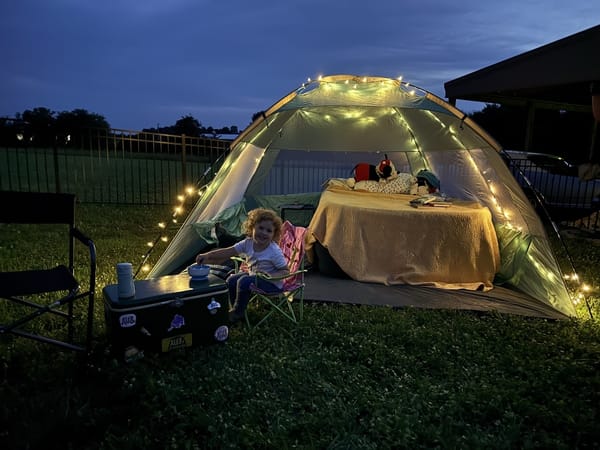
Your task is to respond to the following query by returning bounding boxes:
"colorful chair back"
[244,220,308,328]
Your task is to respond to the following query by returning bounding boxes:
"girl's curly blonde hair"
[241,208,283,242]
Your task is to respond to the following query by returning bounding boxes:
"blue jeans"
[226,272,282,316]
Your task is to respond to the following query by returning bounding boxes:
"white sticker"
[119,313,137,328]
[214,325,229,342]
[208,299,221,315]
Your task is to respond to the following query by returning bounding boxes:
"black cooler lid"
[103,273,228,308]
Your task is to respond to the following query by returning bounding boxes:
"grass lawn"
[1,204,600,449]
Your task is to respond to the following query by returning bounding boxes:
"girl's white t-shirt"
[233,238,288,288]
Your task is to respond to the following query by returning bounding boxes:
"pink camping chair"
[244,221,308,328]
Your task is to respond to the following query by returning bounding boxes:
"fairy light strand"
[134,74,595,320]
[133,150,230,278]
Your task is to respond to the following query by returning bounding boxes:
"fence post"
[181,133,187,187]
[53,139,61,193]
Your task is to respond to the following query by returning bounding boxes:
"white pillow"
[380,173,417,194]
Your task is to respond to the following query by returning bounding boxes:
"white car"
[502,150,600,218]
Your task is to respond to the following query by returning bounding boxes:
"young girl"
[195,208,289,322]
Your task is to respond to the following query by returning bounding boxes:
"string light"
[421,107,587,315]
[563,272,595,314]
[133,150,230,278]
[134,73,596,320]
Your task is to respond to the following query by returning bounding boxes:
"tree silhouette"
[2,107,111,147]
[173,115,202,136]
[56,109,110,131]
[21,107,56,145]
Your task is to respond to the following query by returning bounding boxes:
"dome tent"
[149,74,576,319]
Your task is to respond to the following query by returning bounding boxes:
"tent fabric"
[148,74,576,318]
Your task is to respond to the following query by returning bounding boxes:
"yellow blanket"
[306,187,500,291]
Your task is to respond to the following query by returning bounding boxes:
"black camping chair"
[0,191,97,353]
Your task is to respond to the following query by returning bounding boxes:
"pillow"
[353,173,417,194]
[353,180,381,192]
[380,173,417,194]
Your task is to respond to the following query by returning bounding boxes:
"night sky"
[1,0,597,131]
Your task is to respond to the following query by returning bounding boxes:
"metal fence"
[2,130,599,234]
[503,152,600,232]
[0,128,231,204]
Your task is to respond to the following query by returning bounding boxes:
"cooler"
[103,273,229,359]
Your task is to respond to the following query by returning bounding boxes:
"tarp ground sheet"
[303,271,569,320]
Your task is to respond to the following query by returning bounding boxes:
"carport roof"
[444,24,600,112]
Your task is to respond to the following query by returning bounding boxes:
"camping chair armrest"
[230,256,245,272]
[255,269,307,282]
[72,227,97,290]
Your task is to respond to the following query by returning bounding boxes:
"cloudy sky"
[1,0,598,131]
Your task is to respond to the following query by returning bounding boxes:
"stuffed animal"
[349,154,398,187]
[376,156,396,180]
[415,169,440,194]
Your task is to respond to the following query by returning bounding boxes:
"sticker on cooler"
[168,314,185,331]
[214,325,229,342]
[207,299,221,315]
[119,313,137,328]
[162,333,193,352]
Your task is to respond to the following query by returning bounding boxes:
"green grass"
[1,205,600,449]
